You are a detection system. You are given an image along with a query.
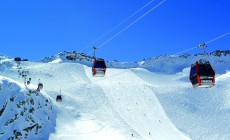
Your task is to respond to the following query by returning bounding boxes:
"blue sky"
[0,0,229,61]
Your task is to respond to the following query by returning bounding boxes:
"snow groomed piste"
[1,51,230,139]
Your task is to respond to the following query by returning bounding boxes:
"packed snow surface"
[0,52,230,140]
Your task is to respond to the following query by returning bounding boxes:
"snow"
[0,51,230,139]
[0,76,56,139]
[49,58,63,64]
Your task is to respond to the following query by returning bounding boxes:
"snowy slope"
[132,68,230,140]
[0,51,230,140]
[84,67,190,140]
[0,76,56,139]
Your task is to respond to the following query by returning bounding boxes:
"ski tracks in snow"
[85,66,191,140]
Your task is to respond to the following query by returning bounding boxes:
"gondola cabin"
[56,95,62,102]
[37,83,43,91]
[27,78,31,85]
[189,61,215,88]
[92,59,106,77]
[27,81,30,85]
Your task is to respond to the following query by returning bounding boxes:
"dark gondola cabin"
[92,59,106,77]
[56,95,62,102]
[189,60,215,88]
[14,57,21,61]
[37,83,43,92]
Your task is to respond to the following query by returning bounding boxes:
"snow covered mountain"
[41,50,230,74]
[0,50,230,140]
[0,76,56,139]
[139,50,230,74]
[41,51,94,66]
[0,56,56,139]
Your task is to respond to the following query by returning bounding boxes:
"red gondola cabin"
[189,61,215,88]
[92,59,106,77]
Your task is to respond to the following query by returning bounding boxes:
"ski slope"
[1,53,230,139]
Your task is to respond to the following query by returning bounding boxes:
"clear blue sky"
[0,0,229,61]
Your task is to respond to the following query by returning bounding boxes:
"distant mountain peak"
[209,50,230,57]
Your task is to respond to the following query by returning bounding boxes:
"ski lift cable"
[79,0,156,53]
[79,32,230,85]
[78,0,155,53]
[91,0,155,46]
[86,0,166,56]
[205,31,230,44]
[126,31,230,75]
[172,31,230,56]
[172,46,197,56]
[98,0,166,50]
